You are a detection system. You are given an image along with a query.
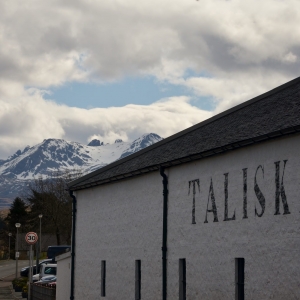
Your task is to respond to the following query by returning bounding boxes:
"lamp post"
[8,233,12,260]
[15,223,21,279]
[39,214,43,258]
[35,214,43,274]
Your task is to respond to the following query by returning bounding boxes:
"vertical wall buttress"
[160,166,168,300]
[69,191,77,300]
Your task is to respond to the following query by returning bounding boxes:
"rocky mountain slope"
[0,133,163,208]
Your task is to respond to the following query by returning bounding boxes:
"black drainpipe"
[69,190,77,300]
[160,166,168,300]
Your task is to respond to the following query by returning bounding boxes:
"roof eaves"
[70,128,300,191]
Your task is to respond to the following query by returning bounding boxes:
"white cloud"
[1,0,300,86]
[0,0,300,158]
[0,89,212,158]
[283,52,298,63]
[174,71,293,112]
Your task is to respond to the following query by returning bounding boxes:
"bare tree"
[26,169,83,245]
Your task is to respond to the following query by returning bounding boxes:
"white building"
[56,251,71,300]
[68,77,300,300]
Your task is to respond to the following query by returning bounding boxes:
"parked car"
[34,275,56,285]
[32,273,39,282]
[32,263,57,282]
[20,259,53,277]
[47,245,70,259]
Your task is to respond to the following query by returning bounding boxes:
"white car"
[34,275,57,285]
[32,273,39,282]
[32,263,57,282]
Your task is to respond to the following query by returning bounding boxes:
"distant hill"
[0,133,163,208]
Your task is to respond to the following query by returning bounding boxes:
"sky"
[0,0,300,159]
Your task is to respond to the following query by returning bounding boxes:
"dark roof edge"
[68,75,300,189]
[69,127,300,191]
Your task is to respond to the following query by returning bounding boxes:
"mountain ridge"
[0,133,163,208]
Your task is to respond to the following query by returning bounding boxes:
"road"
[0,260,29,300]
[0,260,29,280]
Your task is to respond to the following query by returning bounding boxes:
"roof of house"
[68,76,300,191]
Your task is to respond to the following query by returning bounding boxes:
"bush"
[22,285,28,293]
[12,277,27,288]
[22,285,28,299]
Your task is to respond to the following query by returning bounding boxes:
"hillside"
[0,133,163,208]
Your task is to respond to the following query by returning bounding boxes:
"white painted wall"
[56,252,71,300]
[167,134,300,299]
[74,133,300,299]
[75,172,163,299]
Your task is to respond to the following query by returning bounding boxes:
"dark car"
[20,259,53,277]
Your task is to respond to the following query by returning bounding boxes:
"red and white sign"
[25,232,38,245]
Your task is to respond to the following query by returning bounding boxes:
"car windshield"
[44,267,56,275]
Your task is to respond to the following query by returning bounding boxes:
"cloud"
[1,0,300,86]
[0,89,212,158]
[0,0,300,158]
[173,71,292,112]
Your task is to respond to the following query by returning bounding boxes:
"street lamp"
[8,233,12,259]
[15,223,21,279]
[39,214,43,258]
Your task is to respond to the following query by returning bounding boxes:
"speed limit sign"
[25,232,38,245]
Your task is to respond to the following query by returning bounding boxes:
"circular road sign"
[25,232,38,245]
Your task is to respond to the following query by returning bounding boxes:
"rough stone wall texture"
[75,133,300,299]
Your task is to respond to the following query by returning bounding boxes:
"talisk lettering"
[204,178,219,223]
[242,168,248,219]
[223,173,235,221]
[188,159,292,224]
[188,179,200,224]
[274,160,290,215]
[254,165,265,217]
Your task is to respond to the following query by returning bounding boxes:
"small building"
[68,77,300,299]
[56,251,71,300]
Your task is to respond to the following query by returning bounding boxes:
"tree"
[1,197,28,257]
[0,215,6,230]
[0,214,8,256]
[5,197,28,231]
[27,169,82,245]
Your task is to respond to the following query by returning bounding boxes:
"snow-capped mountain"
[0,133,163,207]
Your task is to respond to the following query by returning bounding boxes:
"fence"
[30,283,56,300]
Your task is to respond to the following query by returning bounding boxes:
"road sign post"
[25,232,38,300]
